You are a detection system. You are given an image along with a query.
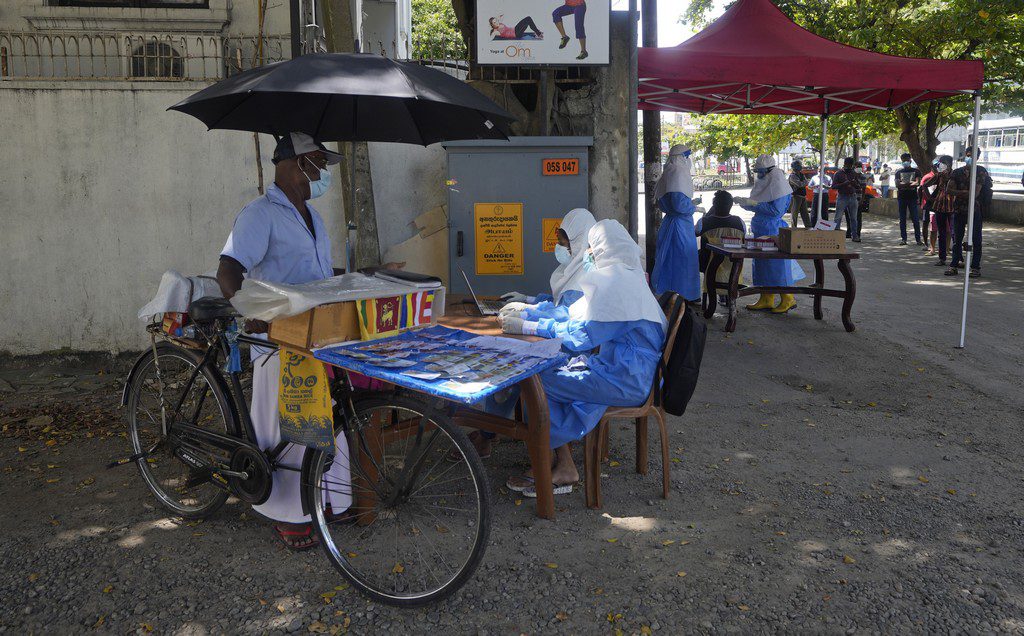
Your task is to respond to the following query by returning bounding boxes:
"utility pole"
[627,0,639,241]
[322,0,382,269]
[641,0,659,273]
[289,0,302,58]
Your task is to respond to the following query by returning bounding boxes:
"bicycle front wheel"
[302,395,492,607]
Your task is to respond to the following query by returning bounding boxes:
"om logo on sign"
[503,44,534,60]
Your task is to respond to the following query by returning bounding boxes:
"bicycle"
[119,296,492,606]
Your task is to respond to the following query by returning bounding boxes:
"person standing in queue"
[929,155,956,269]
[945,146,991,278]
[650,144,701,303]
[787,160,812,229]
[735,154,805,314]
[893,153,922,246]
[831,157,861,242]
[216,133,351,551]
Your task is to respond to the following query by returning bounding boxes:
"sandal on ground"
[505,475,535,492]
[969,268,981,278]
[272,523,320,551]
[523,482,574,498]
[933,261,946,267]
[944,267,959,276]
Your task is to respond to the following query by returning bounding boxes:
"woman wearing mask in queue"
[650,144,701,303]
[499,220,667,497]
[499,208,596,324]
[929,155,957,268]
[735,154,805,314]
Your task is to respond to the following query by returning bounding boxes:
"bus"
[974,117,1024,184]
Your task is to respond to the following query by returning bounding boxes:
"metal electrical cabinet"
[444,137,592,297]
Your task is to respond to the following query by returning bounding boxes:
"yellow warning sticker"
[542,218,562,253]
[475,203,523,275]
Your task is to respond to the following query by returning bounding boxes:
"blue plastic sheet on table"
[314,325,566,405]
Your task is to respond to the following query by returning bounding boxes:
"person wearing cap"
[216,132,346,551]
[831,157,862,242]
[650,144,701,302]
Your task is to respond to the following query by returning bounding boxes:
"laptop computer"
[460,268,506,316]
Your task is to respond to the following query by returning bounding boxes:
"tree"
[681,0,1024,168]
[411,0,466,59]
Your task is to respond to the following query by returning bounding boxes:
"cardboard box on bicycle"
[268,302,361,351]
[267,288,447,351]
[777,228,846,254]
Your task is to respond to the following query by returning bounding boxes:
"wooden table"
[703,245,861,333]
[438,295,557,521]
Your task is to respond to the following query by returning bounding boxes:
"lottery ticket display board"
[315,326,565,405]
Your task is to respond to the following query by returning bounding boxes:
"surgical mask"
[582,251,597,272]
[301,158,331,199]
[903,161,911,168]
[965,157,973,165]
[855,167,863,174]
[554,244,571,264]
[937,164,948,173]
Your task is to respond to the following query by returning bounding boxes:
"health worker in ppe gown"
[499,207,597,327]
[502,220,667,498]
[650,144,701,302]
[735,154,805,314]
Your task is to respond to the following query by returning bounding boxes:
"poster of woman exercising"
[476,0,609,65]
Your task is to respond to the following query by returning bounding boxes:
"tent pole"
[627,0,639,241]
[816,106,829,223]
[957,91,982,349]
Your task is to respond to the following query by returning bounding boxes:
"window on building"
[49,1,208,8]
[131,42,184,79]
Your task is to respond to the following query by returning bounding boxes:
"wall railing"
[0,31,289,81]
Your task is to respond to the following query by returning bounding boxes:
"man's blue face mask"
[554,243,571,264]
[301,157,331,199]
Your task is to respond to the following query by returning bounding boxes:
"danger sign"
[542,218,562,253]
[474,203,523,275]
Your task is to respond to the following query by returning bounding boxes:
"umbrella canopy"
[170,53,515,145]
[638,0,984,116]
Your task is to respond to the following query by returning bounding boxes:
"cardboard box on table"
[777,228,846,254]
[267,288,446,351]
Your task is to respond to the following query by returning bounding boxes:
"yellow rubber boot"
[746,294,775,311]
[772,294,797,314]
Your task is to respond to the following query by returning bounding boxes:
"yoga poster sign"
[475,0,610,66]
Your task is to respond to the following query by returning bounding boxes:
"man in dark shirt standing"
[893,153,922,245]
[787,160,812,228]
[831,157,861,242]
[945,146,991,278]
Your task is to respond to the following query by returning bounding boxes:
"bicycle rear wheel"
[126,343,237,519]
[302,394,492,607]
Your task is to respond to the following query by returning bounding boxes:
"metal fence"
[0,31,289,81]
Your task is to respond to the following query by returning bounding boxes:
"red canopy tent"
[636,0,985,346]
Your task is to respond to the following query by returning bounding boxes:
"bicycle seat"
[188,296,239,322]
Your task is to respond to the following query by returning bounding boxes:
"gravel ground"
[2,214,1024,635]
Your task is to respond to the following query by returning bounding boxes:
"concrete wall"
[869,196,1024,226]
[0,83,347,354]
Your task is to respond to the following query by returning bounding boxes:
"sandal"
[505,475,534,492]
[272,523,320,552]
[969,268,981,278]
[944,267,959,276]
[523,482,574,498]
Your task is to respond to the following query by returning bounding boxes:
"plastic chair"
[582,293,687,510]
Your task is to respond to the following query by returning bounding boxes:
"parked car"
[801,168,878,212]
[717,163,740,175]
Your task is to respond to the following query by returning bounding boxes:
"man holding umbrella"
[217,132,348,550]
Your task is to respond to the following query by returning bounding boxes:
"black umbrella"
[169,53,515,145]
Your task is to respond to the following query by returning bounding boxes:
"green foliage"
[679,0,1024,166]
[411,0,467,59]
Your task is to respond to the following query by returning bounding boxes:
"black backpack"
[658,295,707,416]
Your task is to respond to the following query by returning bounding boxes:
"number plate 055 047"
[542,158,579,176]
